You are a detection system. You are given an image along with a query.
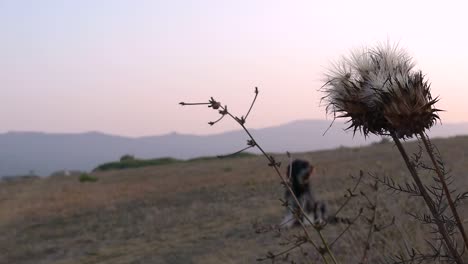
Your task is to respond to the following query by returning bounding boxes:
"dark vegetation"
[79,173,98,183]
[93,152,256,172]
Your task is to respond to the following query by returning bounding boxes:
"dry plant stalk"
[180,88,339,264]
[322,42,467,264]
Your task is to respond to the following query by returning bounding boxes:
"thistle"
[323,43,467,263]
[322,43,440,138]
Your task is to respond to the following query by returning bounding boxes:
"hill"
[1,136,468,263]
[1,120,468,177]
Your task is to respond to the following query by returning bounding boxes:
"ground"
[2,136,468,264]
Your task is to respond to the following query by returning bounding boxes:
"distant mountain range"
[1,119,467,177]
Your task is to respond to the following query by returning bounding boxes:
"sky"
[1,0,468,137]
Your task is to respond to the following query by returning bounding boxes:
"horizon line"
[1,119,467,139]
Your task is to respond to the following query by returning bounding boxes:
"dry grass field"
[2,136,468,264]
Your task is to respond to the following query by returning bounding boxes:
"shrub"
[188,152,255,162]
[93,157,181,172]
[119,154,135,162]
[79,173,98,183]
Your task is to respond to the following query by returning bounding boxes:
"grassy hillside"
[2,136,468,263]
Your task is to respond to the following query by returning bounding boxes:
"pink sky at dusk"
[1,0,468,137]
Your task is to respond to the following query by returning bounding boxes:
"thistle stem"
[391,133,463,264]
[317,229,339,264]
[419,132,468,252]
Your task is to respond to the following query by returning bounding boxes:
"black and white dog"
[281,159,327,228]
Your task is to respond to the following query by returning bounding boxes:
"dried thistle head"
[322,57,387,136]
[379,71,441,138]
[322,43,441,138]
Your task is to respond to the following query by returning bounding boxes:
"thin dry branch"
[359,187,379,264]
[419,132,468,251]
[391,133,463,263]
[329,208,363,248]
[180,88,339,263]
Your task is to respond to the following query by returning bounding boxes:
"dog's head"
[287,159,314,186]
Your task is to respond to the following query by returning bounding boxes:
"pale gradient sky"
[1,0,467,136]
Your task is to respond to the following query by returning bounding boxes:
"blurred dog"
[281,159,346,228]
